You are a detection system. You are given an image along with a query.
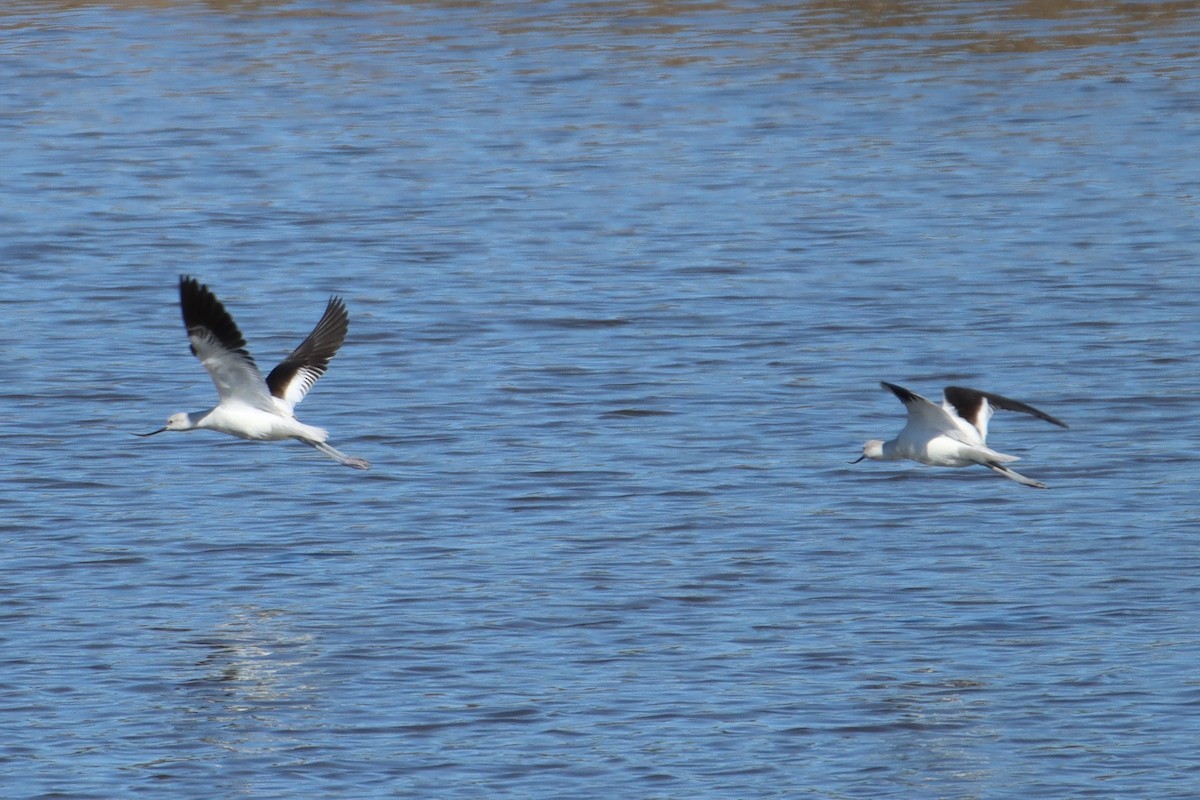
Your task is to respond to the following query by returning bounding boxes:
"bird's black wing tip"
[955,386,1070,429]
[880,381,919,404]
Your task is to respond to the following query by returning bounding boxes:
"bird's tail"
[970,445,1019,464]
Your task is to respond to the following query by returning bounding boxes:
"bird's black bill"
[849,455,867,464]
[133,428,167,437]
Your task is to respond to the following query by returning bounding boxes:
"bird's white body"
[140,276,369,470]
[165,404,327,443]
[856,382,1067,488]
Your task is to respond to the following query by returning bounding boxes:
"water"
[3,2,1200,797]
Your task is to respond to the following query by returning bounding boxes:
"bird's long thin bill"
[849,455,866,464]
[133,428,167,437]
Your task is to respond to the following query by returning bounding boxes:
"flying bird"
[137,276,370,470]
[853,382,1066,488]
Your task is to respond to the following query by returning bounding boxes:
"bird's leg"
[985,462,1047,489]
[304,439,370,470]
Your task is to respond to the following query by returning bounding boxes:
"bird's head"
[134,412,193,437]
[850,439,885,463]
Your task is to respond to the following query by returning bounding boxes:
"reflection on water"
[188,607,315,705]
[4,0,1197,58]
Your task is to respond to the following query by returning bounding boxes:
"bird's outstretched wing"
[265,296,349,411]
[944,386,1068,436]
[179,275,274,410]
[881,381,966,438]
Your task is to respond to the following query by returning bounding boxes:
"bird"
[137,276,370,470]
[852,382,1067,488]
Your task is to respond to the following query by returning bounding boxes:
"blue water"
[3,2,1200,798]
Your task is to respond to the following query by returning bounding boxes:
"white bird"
[137,276,370,470]
[853,382,1066,488]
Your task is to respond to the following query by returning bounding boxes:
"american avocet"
[852,382,1066,488]
[137,276,370,470]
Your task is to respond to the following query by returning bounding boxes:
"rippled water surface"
[4,1,1200,797]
